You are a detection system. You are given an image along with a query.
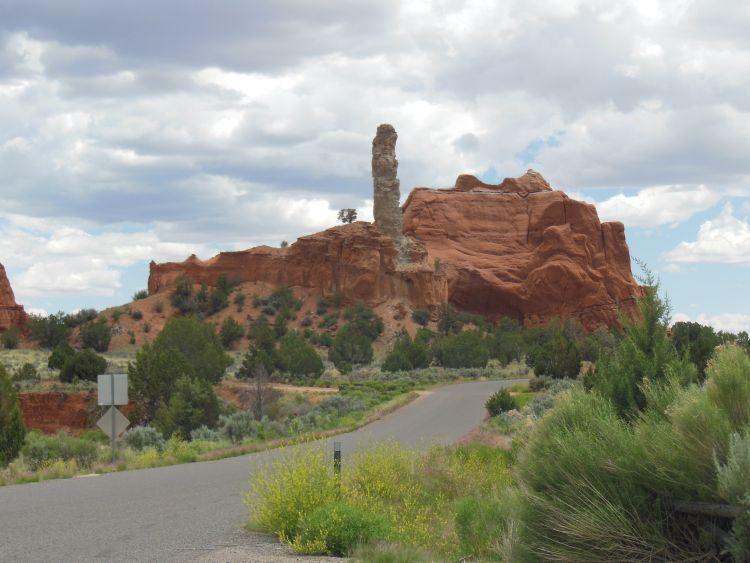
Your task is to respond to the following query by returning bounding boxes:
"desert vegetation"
[243,272,750,561]
[3,271,750,560]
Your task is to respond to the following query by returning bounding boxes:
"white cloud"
[668,204,750,264]
[1,1,750,316]
[673,312,750,333]
[596,184,721,227]
[0,213,216,298]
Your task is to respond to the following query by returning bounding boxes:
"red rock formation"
[403,170,639,328]
[17,392,95,435]
[149,222,447,309]
[18,391,138,435]
[0,262,26,332]
[148,169,640,330]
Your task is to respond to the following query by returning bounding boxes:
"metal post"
[110,373,116,464]
[333,441,341,498]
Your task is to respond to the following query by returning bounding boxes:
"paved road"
[0,380,521,562]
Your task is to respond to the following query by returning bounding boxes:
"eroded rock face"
[148,222,447,309]
[0,262,26,332]
[372,124,403,241]
[403,171,640,328]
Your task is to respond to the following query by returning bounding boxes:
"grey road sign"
[96,406,130,440]
[97,373,128,406]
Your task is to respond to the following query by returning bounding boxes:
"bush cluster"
[485,389,517,417]
[170,274,241,318]
[128,317,230,438]
[21,431,98,470]
[0,364,26,466]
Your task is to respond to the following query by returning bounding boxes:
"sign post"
[97,374,129,464]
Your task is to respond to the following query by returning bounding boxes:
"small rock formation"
[372,124,403,241]
[0,262,26,332]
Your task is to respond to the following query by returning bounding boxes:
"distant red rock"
[0,262,26,333]
[148,169,639,330]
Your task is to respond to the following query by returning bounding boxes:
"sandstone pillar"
[372,124,403,240]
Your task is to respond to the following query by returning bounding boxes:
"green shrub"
[132,289,149,301]
[454,495,517,560]
[59,349,107,383]
[170,275,195,315]
[64,308,98,328]
[316,297,330,315]
[220,316,245,349]
[382,331,430,372]
[21,431,97,470]
[220,411,262,443]
[234,292,245,311]
[588,268,689,417]
[0,364,26,466]
[236,346,276,381]
[246,447,338,539]
[153,299,164,314]
[122,426,166,452]
[278,331,324,379]
[27,312,71,348]
[154,375,220,439]
[12,362,39,383]
[410,309,431,327]
[329,324,374,373]
[705,344,750,429]
[351,542,437,563]
[433,330,488,368]
[716,430,750,504]
[382,350,411,373]
[528,334,581,379]
[249,315,277,353]
[318,312,339,330]
[191,425,222,442]
[1,326,21,349]
[344,303,384,341]
[292,502,391,556]
[48,342,75,369]
[437,303,463,335]
[485,389,517,417]
[80,317,112,352]
[152,317,231,384]
[130,309,143,321]
[671,321,719,378]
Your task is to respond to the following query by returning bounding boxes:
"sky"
[0,0,749,332]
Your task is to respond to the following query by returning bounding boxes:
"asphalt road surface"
[0,379,522,562]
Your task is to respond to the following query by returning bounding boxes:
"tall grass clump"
[514,344,750,561]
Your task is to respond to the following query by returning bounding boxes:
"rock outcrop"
[147,126,640,330]
[372,124,403,242]
[403,170,639,328]
[0,262,26,332]
[149,222,447,309]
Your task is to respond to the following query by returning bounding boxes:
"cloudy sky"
[1,0,749,331]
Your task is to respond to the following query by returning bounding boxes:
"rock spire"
[372,124,403,240]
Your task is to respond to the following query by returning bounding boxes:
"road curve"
[0,379,522,563]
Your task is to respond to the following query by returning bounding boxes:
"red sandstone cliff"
[0,262,26,332]
[403,170,639,328]
[148,222,447,309]
[147,170,640,330]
